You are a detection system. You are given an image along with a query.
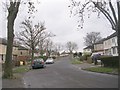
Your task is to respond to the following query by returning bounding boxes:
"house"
[0,38,18,63]
[93,39,105,55]
[83,45,93,53]
[17,46,30,61]
[83,32,118,56]
[103,32,118,56]
[60,51,69,57]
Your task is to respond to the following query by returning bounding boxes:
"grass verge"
[13,65,29,73]
[83,67,118,75]
[71,58,83,64]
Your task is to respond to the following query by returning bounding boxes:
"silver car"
[45,58,54,64]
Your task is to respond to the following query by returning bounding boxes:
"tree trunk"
[117,21,120,71]
[3,15,14,78]
[3,2,20,78]
[31,45,34,60]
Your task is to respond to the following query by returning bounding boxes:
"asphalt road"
[23,56,118,88]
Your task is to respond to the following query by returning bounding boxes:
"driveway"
[23,56,118,88]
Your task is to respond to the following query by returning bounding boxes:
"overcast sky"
[0,0,115,51]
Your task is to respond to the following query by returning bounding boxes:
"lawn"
[71,58,83,64]
[83,67,118,75]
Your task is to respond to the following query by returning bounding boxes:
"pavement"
[2,73,25,88]
[73,62,101,69]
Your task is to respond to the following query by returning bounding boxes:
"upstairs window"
[20,52,22,55]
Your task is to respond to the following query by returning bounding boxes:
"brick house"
[17,46,30,61]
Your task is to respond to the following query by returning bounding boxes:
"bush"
[100,56,119,68]
[86,57,92,64]
[79,56,84,61]
[42,56,48,61]
[80,55,91,61]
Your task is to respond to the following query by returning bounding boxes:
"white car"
[45,58,54,64]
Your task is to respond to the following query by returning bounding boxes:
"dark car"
[91,53,101,65]
[32,59,45,69]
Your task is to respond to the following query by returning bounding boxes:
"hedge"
[100,56,119,68]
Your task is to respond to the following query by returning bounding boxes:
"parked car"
[91,53,101,65]
[32,59,45,69]
[45,58,54,64]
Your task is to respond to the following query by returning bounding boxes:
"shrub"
[100,56,119,68]
[79,56,84,61]
[86,57,92,64]
[42,56,48,61]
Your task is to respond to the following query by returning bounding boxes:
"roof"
[18,46,29,50]
[83,45,93,50]
[104,32,117,40]
[94,38,106,44]
[0,38,7,45]
[94,32,117,44]
[0,37,18,47]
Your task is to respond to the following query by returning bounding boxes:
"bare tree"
[38,32,55,56]
[66,41,78,54]
[3,0,39,78]
[44,38,54,56]
[69,0,120,66]
[52,43,63,56]
[84,32,102,46]
[16,19,46,60]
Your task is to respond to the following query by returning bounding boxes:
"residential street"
[23,56,118,88]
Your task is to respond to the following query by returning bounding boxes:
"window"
[112,47,116,54]
[20,52,22,55]
[2,54,3,61]
[112,38,115,43]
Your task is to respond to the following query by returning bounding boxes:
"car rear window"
[34,59,43,62]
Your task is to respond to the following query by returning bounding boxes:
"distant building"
[60,51,69,57]
[83,45,93,53]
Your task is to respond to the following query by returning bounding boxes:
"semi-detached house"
[103,32,118,56]
[0,38,18,63]
[0,38,30,64]
[83,32,118,56]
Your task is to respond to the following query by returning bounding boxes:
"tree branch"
[93,2,116,30]
[117,1,120,21]
[109,1,117,24]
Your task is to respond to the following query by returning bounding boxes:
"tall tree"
[69,0,120,68]
[16,20,46,60]
[66,41,78,54]
[3,0,38,78]
[84,31,102,47]
[3,0,21,78]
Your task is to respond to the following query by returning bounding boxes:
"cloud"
[0,0,115,52]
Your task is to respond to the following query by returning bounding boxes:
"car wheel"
[32,66,35,69]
